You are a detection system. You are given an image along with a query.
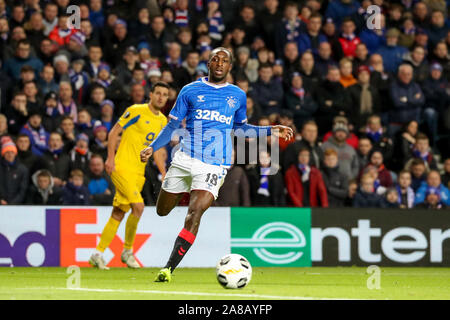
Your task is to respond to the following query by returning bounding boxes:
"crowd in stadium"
[0,0,449,209]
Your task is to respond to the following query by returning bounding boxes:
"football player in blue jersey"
[140,47,293,282]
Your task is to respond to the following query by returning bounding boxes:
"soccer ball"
[216,254,252,289]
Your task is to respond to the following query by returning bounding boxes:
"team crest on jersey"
[197,95,205,102]
[123,111,131,119]
[226,96,238,109]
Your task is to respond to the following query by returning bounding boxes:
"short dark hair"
[410,158,426,167]
[151,81,170,93]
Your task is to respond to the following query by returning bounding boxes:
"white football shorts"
[161,150,228,199]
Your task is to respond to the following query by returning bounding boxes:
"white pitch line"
[54,287,364,300]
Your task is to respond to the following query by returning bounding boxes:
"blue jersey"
[169,77,248,166]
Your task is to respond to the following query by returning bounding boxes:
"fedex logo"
[0,208,151,267]
[194,109,232,124]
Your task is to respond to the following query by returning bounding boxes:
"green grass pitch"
[1,267,449,300]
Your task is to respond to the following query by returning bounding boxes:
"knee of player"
[156,206,170,216]
[111,209,125,221]
[131,203,145,215]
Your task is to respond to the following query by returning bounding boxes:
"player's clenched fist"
[105,157,115,175]
[140,146,153,163]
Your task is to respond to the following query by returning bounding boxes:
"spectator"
[86,154,114,205]
[338,18,361,58]
[408,158,428,192]
[422,62,448,146]
[53,53,70,82]
[407,133,438,170]
[283,120,323,170]
[232,46,259,83]
[403,45,429,84]
[322,115,359,149]
[415,170,450,206]
[181,50,201,82]
[95,63,126,105]
[258,0,282,52]
[339,57,357,88]
[26,169,62,205]
[441,158,450,190]
[352,43,370,75]
[3,39,43,81]
[37,38,54,66]
[62,169,90,205]
[15,133,38,174]
[297,13,327,56]
[48,13,78,47]
[23,80,41,113]
[39,65,59,97]
[5,92,29,135]
[206,0,225,43]
[356,136,372,174]
[315,65,349,135]
[69,133,92,173]
[415,187,447,209]
[345,178,358,206]
[377,28,408,74]
[147,15,176,60]
[285,147,328,207]
[353,173,384,208]
[299,51,321,93]
[0,114,7,138]
[315,41,336,76]
[75,109,94,140]
[57,115,76,153]
[57,81,78,123]
[431,42,450,80]
[413,2,429,30]
[42,2,58,36]
[253,63,284,119]
[321,148,348,207]
[388,63,425,136]
[284,72,318,130]
[365,149,393,188]
[90,122,108,161]
[369,53,392,121]
[104,19,136,66]
[0,137,28,204]
[348,65,382,131]
[396,170,415,209]
[69,59,90,105]
[362,115,394,164]
[41,132,70,187]
[274,1,302,59]
[325,0,360,28]
[246,150,286,206]
[359,13,386,54]
[321,121,359,179]
[19,112,49,157]
[215,151,251,207]
[382,187,400,208]
[393,120,418,170]
[427,10,448,49]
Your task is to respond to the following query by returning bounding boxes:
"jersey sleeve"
[169,86,190,121]
[234,91,248,124]
[117,106,139,129]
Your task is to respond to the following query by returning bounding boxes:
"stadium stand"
[0,0,448,209]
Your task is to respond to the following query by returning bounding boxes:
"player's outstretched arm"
[233,122,293,141]
[140,118,181,163]
[105,122,123,175]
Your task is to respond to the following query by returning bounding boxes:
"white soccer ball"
[216,253,252,289]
